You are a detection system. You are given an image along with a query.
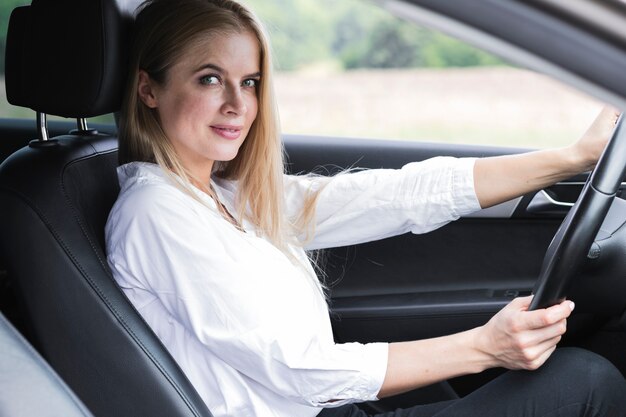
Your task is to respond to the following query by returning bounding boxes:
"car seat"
[0,1,214,416]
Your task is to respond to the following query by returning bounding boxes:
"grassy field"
[274,66,603,149]
[1,67,603,149]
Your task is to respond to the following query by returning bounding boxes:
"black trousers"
[318,348,626,417]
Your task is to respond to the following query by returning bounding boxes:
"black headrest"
[5,0,140,118]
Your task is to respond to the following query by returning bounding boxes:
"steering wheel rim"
[529,114,626,311]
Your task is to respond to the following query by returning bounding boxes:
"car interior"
[2,0,626,416]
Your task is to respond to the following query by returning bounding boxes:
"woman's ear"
[137,70,159,108]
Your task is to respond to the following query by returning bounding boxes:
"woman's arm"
[378,296,574,398]
[285,157,480,250]
[474,107,619,209]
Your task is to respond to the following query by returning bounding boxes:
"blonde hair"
[119,0,323,255]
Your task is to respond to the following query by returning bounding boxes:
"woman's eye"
[242,79,258,88]
[199,75,220,86]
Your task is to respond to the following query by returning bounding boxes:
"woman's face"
[138,30,260,182]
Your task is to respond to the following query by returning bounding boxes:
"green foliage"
[244,0,505,71]
[422,34,504,67]
[339,18,432,69]
[0,0,29,74]
[244,0,334,70]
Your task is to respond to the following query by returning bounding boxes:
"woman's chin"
[215,151,241,164]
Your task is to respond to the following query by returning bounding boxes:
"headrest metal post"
[77,118,89,131]
[36,112,49,141]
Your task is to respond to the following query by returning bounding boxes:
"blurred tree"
[244,0,333,70]
[422,33,504,67]
[340,19,436,69]
[244,0,505,71]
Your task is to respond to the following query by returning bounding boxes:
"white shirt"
[104,157,480,417]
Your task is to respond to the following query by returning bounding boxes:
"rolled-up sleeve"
[284,157,481,250]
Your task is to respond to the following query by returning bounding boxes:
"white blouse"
[104,157,480,417]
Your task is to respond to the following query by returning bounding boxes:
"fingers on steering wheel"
[522,301,573,330]
[510,295,533,310]
[525,319,568,346]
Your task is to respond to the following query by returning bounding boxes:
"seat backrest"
[0,1,214,416]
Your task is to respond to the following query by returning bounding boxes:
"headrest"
[5,0,141,118]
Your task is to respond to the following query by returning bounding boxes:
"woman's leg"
[318,348,626,417]
[426,347,626,417]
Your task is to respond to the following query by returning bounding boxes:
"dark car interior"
[2,0,626,416]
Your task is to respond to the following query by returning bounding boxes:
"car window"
[244,0,605,149]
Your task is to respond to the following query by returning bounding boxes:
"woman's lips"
[211,125,242,140]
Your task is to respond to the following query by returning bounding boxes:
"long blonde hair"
[119,0,318,253]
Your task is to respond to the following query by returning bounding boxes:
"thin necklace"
[208,183,245,232]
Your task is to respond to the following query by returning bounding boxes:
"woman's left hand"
[568,106,620,172]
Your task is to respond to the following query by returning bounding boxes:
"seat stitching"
[61,150,207,417]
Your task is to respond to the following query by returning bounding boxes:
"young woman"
[105,0,626,416]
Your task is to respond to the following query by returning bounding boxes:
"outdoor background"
[0,0,603,148]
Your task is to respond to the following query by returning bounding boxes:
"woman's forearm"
[378,327,489,398]
[473,107,619,209]
[378,297,574,398]
[473,147,585,209]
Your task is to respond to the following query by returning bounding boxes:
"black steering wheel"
[530,114,626,311]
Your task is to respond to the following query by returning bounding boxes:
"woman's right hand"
[379,295,574,398]
[475,296,574,370]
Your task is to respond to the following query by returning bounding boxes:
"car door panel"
[325,218,559,342]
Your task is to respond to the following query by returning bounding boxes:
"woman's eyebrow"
[194,63,261,79]
[194,63,224,73]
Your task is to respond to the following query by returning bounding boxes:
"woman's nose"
[222,85,246,116]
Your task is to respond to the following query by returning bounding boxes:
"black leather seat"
[0,1,214,416]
